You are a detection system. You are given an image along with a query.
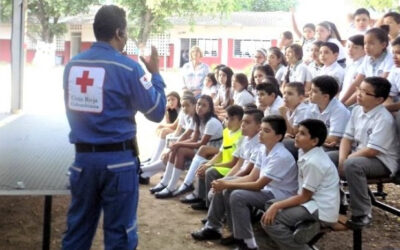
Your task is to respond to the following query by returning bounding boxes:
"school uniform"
[308,61,323,79]
[263,146,340,250]
[206,143,297,244]
[233,89,255,107]
[286,102,310,127]
[342,105,400,217]
[357,51,394,77]
[388,67,400,100]
[275,64,287,86]
[201,85,218,98]
[196,117,224,148]
[318,61,345,88]
[264,95,284,117]
[282,61,312,84]
[302,38,316,63]
[328,38,346,63]
[339,56,365,100]
[306,98,350,137]
[215,85,233,106]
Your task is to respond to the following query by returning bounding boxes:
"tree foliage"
[0,0,12,23]
[241,0,297,12]
[351,0,396,12]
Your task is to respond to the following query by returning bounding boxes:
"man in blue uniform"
[62,5,166,250]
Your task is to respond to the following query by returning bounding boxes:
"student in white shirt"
[291,9,316,64]
[233,73,255,107]
[315,21,346,66]
[340,35,366,100]
[346,8,371,38]
[318,42,345,88]
[152,95,223,198]
[341,27,394,106]
[328,77,400,228]
[262,119,340,250]
[215,66,235,120]
[386,37,400,116]
[192,115,298,250]
[382,12,400,48]
[307,75,350,150]
[267,47,288,85]
[201,72,218,100]
[256,82,284,117]
[308,41,324,79]
[282,44,312,94]
[249,64,275,95]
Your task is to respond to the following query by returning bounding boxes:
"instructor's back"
[62,5,166,250]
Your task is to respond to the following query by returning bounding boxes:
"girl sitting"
[267,47,288,85]
[233,73,255,107]
[201,72,218,100]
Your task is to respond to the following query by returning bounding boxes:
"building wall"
[0,39,11,62]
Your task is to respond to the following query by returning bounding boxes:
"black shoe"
[139,175,150,185]
[191,227,221,241]
[346,215,371,229]
[191,201,207,210]
[149,183,166,194]
[293,220,320,244]
[220,235,238,245]
[154,188,174,199]
[173,183,194,197]
[233,239,258,250]
[201,217,207,225]
[180,193,202,204]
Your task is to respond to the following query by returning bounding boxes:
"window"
[55,36,65,51]
[233,39,271,58]
[190,38,218,57]
[125,33,170,56]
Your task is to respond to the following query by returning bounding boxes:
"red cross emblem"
[76,71,94,93]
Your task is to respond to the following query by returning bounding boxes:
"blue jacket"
[63,42,166,144]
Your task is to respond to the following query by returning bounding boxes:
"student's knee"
[230,190,245,206]
[344,157,364,177]
[160,129,171,138]
[197,145,209,157]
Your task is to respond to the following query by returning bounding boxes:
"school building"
[0,10,291,70]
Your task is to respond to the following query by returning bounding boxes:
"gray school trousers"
[198,167,223,207]
[327,151,391,217]
[262,204,318,250]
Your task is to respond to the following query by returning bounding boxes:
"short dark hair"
[244,108,264,124]
[226,105,244,120]
[244,103,258,111]
[363,77,391,100]
[264,76,282,97]
[283,31,293,40]
[321,42,339,54]
[348,34,364,47]
[354,8,370,18]
[298,119,327,147]
[93,5,127,42]
[262,115,286,142]
[384,12,400,24]
[286,82,305,96]
[313,40,324,49]
[303,23,316,32]
[288,44,303,60]
[393,36,400,47]
[256,83,280,97]
[312,75,339,100]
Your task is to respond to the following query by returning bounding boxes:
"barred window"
[55,36,65,51]
[233,39,271,58]
[189,38,218,57]
[126,33,170,56]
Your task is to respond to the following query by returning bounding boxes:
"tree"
[0,0,12,23]
[27,0,99,43]
[242,0,297,12]
[351,0,397,12]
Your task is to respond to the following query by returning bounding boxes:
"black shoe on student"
[233,239,258,250]
[180,194,203,204]
[191,201,207,211]
[149,183,166,194]
[154,188,174,199]
[191,227,221,241]
[346,215,372,229]
[220,235,239,245]
[139,175,150,185]
[173,183,194,197]
[201,217,207,225]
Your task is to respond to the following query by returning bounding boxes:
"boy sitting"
[256,82,284,117]
[262,119,340,249]
[318,42,345,88]
[191,115,298,250]
[307,75,350,150]
[328,77,400,228]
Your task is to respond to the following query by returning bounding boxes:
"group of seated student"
[138,7,400,250]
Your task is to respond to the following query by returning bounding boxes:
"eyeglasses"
[356,87,376,97]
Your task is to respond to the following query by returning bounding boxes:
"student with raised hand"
[315,21,347,67]
[318,42,345,88]
[233,73,255,107]
[191,115,298,250]
[281,44,312,94]
[327,77,400,228]
[290,8,316,63]
[340,34,365,100]
[267,47,287,86]
[262,119,340,250]
[307,75,350,150]
[340,27,394,106]
[346,8,371,37]
[308,41,324,78]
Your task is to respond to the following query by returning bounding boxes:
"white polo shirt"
[387,67,400,98]
[254,143,298,200]
[275,64,287,86]
[233,134,261,171]
[215,85,234,105]
[306,98,350,137]
[357,51,394,77]
[201,85,218,98]
[318,61,345,88]
[286,102,310,127]
[189,116,223,141]
[178,111,193,130]
[344,105,400,174]
[281,61,312,84]
[308,61,323,79]
[233,89,255,107]
[327,38,346,62]
[264,95,284,117]
[297,146,340,223]
[339,56,365,100]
